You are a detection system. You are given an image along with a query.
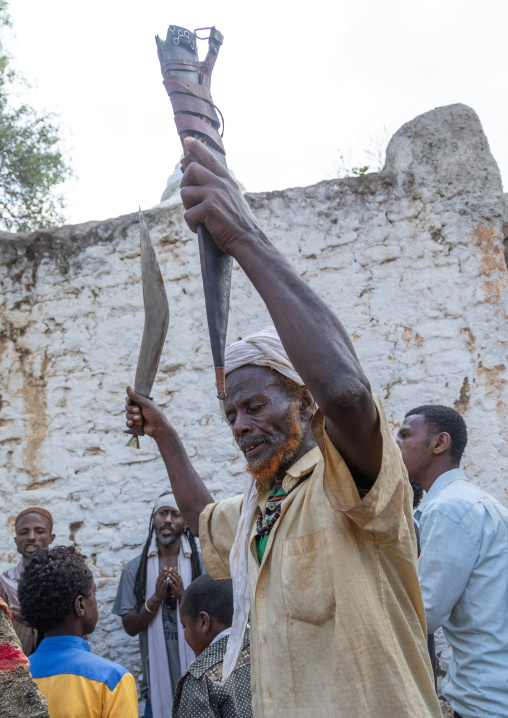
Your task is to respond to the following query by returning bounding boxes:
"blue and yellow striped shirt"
[29,635,138,718]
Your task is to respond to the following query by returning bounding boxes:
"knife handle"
[125,396,153,447]
[125,423,145,437]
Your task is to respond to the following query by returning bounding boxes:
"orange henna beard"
[246,408,304,488]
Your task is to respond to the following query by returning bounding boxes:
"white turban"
[224,326,303,385]
[152,491,176,515]
[221,327,303,682]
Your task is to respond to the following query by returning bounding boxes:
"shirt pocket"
[281,528,335,626]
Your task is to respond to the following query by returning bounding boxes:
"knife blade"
[126,210,170,448]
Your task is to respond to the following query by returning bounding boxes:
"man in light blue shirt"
[397,404,508,718]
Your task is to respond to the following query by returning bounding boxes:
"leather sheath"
[155,25,231,399]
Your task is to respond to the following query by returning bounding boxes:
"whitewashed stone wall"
[1,104,507,706]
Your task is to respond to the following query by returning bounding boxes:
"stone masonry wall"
[0,104,507,701]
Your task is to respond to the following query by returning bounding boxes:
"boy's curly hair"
[18,545,93,632]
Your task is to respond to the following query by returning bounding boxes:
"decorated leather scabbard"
[156,25,231,400]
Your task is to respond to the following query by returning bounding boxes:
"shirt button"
[260,589,267,598]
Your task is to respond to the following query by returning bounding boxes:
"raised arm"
[125,388,213,535]
[180,137,382,485]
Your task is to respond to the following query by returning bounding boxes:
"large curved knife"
[125,210,169,449]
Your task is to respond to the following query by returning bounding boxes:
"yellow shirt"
[29,636,138,718]
[200,399,441,718]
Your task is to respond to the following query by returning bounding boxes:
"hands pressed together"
[155,567,184,603]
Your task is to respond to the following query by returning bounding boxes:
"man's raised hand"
[180,136,261,256]
[125,387,171,441]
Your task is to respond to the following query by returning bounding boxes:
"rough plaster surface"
[1,104,507,708]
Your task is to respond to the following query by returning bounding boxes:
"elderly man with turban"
[0,507,55,655]
[126,138,441,718]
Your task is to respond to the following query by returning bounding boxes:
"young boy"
[18,546,138,718]
[174,575,252,718]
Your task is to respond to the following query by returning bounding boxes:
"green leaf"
[351,166,370,177]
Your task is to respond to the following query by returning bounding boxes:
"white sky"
[8,0,508,226]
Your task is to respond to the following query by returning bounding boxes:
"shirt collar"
[36,635,91,652]
[255,445,321,496]
[282,445,321,491]
[414,468,466,521]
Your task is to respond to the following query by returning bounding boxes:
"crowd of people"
[1,136,507,718]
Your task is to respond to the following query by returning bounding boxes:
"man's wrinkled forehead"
[224,365,281,403]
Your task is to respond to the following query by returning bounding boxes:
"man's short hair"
[405,404,468,464]
[180,575,233,627]
[18,546,93,632]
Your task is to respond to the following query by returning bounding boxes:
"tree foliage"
[0,1,71,231]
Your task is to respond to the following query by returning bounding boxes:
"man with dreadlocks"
[125,138,441,718]
[113,491,203,718]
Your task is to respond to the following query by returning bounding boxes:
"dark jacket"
[172,630,252,718]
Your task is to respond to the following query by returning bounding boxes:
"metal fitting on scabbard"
[215,366,226,400]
